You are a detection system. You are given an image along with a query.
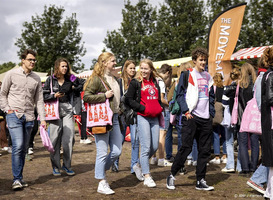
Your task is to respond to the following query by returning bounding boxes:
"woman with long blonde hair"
[83,52,122,195]
[125,58,163,187]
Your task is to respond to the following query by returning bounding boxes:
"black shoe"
[166,156,175,163]
[20,180,28,187]
[195,179,214,191]
[166,174,176,190]
[111,164,119,172]
[179,167,187,175]
[239,171,251,178]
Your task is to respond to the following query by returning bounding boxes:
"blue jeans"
[94,114,123,179]
[224,126,235,169]
[212,125,226,155]
[165,124,174,160]
[250,164,269,187]
[113,115,127,169]
[166,123,182,160]
[187,139,198,161]
[137,115,159,175]
[130,124,139,173]
[238,132,259,172]
[6,113,34,181]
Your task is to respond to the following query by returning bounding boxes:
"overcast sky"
[0,0,163,70]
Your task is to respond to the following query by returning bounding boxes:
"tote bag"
[231,83,239,126]
[39,125,54,153]
[86,77,113,133]
[239,87,262,134]
[38,76,59,121]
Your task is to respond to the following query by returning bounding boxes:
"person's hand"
[40,120,47,130]
[105,90,114,99]
[7,110,14,114]
[185,112,193,120]
[54,92,65,98]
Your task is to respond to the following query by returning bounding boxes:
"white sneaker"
[158,159,172,167]
[97,180,115,195]
[150,157,158,165]
[80,138,92,144]
[221,167,235,173]
[144,176,156,188]
[187,159,192,166]
[7,147,12,154]
[192,161,197,166]
[2,147,9,151]
[209,158,221,165]
[28,148,34,155]
[221,157,227,164]
[133,163,144,181]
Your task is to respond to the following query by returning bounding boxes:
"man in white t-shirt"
[166,47,215,191]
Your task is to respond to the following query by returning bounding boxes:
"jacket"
[261,68,273,167]
[225,77,254,126]
[176,69,215,118]
[43,75,73,103]
[125,77,162,115]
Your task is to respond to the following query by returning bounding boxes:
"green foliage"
[239,0,273,49]
[104,0,157,65]
[104,0,273,64]
[0,62,17,74]
[15,5,86,73]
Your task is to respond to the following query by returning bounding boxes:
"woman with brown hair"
[209,73,227,165]
[43,58,77,177]
[125,58,163,187]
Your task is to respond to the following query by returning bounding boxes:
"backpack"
[169,70,190,115]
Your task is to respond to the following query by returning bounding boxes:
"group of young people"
[2,46,273,198]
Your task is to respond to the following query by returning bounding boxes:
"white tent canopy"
[75,70,93,79]
[230,45,272,60]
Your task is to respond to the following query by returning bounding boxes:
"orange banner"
[208,3,246,83]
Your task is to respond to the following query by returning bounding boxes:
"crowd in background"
[1,47,273,199]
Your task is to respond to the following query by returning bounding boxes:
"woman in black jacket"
[125,59,163,188]
[261,47,273,198]
[43,58,77,177]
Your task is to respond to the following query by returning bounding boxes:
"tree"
[206,0,243,22]
[155,0,208,59]
[104,0,157,65]
[0,62,17,74]
[104,0,207,63]
[238,0,273,49]
[15,5,86,73]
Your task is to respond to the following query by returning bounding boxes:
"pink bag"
[39,125,54,152]
[231,83,239,126]
[39,76,59,121]
[239,88,261,134]
[170,113,176,125]
[158,112,165,128]
[86,77,113,128]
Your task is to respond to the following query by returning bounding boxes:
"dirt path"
[0,131,264,200]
